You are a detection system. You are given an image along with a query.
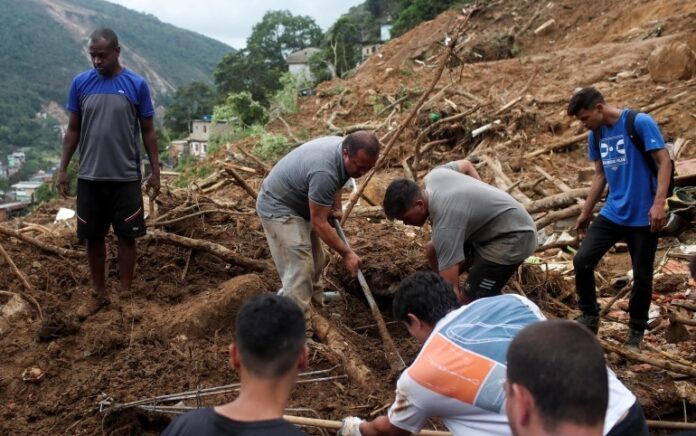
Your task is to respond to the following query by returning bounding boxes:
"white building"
[286,48,321,83]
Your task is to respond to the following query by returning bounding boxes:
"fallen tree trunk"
[480,155,531,204]
[310,310,375,388]
[223,166,258,200]
[601,339,696,378]
[144,230,268,272]
[525,188,591,214]
[0,225,84,258]
[525,132,589,159]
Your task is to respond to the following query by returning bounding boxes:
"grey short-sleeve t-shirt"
[426,164,537,269]
[256,136,349,220]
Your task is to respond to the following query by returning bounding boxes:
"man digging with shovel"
[256,131,380,336]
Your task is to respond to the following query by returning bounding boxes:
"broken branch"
[143,230,268,272]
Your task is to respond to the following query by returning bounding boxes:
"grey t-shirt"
[256,136,349,220]
[67,68,155,181]
[426,163,537,269]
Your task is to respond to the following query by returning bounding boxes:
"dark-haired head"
[567,87,605,117]
[88,28,121,76]
[341,130,380,178]
[89,28,119,49]
[393,271,459,343]
[506,320,608,435]
[235,294,306,378]
[383,178,428,226]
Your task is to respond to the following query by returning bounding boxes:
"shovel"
[333,218,406,372]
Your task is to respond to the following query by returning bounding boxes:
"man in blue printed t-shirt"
[567,87,672,349]
[57,28,160,319]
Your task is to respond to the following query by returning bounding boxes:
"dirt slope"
[1,0,695,434]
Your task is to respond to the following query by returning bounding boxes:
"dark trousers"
[606,401,649,436]
[573,215,658,331]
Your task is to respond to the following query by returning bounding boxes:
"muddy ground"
[1,0,696,434]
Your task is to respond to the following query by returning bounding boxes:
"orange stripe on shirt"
[407,333,494,404]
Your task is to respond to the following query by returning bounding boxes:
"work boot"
[575,313,600,335]
[76,293,111,321]
[624,328,644,350]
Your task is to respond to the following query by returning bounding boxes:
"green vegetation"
[173,156,215,188]
[163,82,217,138]
[214,10,322,106]
[213,92,268,127]
[68,0,231,86]
[0,0,234,196]
[253,133,291,160]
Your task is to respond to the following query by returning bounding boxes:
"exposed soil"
[1,0,696,434]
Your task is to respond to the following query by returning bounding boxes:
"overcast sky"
[106,0,365,49]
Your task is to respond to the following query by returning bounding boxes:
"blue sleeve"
[634,113,664,152]
[66,78,80,114]
[137,80,155,118]
[587,131,599,161]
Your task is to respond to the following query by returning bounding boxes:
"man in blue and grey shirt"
[57,28,160,319]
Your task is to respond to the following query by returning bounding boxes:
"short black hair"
[690,256,696,280]
[507,320,608,432]
[393,271,459,326]
[342,130,380,157]
[567,87,605,116]
[89,28,119,49]
[383,178,422,220]
[235,294,305,378]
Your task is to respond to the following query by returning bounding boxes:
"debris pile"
[1,0,695,433]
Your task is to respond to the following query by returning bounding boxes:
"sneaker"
[624,329,644,350]
[76,294,110,320]
[575,313,600,335]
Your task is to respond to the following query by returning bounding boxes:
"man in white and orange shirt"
[339,271,646,436]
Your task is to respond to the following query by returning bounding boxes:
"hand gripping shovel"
[333,218,406,372]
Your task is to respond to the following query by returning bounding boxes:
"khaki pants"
[260,216,327,312]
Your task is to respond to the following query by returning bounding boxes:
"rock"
[648,42,696,83]
[1,294,30,322]
[665,319,689,343]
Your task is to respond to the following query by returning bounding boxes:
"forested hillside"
[0,0,232,164]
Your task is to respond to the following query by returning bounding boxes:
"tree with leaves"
[214,10,322,106]
[163,81,216,137]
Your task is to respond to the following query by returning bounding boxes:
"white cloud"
[107,0,364,49]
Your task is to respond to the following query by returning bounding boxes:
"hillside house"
[286,48,320,83]
[7,151,25,168]
[0,202,27,222]
[11,180,44,204]
[170,119,233,162]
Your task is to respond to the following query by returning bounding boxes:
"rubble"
[1,0,695,433]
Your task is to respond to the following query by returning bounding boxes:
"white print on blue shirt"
[599,134,628,170]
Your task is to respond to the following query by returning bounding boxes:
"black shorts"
[462,254,521,301]
[76,179,146,240]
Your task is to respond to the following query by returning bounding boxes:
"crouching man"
[339,272,643,436]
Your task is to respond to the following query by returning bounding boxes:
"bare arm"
[57,112,81,197]
[451,159,481,180]
[439,264,462,302]
[575,160,606,236]
[332,191,343,219]
[140,116,161,199]
[359,416,411,436]
[649,148,671,232]
[309,201,360,275]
